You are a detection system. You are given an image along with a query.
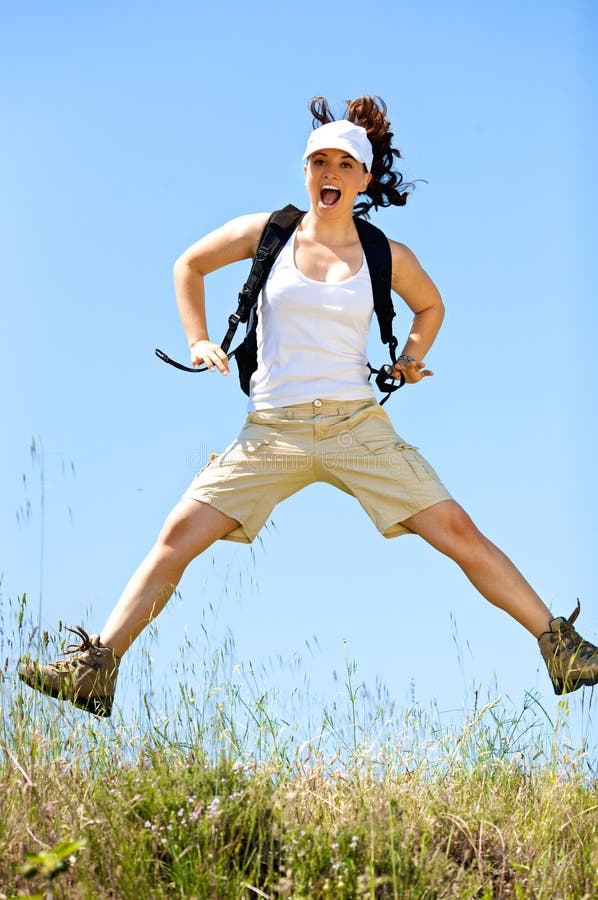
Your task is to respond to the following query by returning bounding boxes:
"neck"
[301,207,358,245]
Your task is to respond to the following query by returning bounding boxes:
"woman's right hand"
[190,339,230,375]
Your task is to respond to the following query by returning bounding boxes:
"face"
[304,148,372,215]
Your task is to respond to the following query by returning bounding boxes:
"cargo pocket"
[359,435,419,455]
[394,446,439,481]
[353,421,419,456]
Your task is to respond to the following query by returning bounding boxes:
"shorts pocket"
[219,438,271,465]
[394,447,439,481]
[351,422,438,481]
[243,439,272,454]
[358,436,419,455]
[246,411,271,426]
[246,410,288,428]
[237,420,303,456]
[352,421,419,456]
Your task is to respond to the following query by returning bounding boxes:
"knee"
[152,500,229,568]
[154,508,197,564]
[442,504,483,544]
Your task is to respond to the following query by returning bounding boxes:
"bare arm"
[173,212,270,373]
[389,239,445,384]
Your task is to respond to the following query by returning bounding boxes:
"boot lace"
[64,625,96,654]
[558,602,597,661]
[47,626,99,673]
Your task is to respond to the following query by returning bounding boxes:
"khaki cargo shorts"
[182,397,452,543]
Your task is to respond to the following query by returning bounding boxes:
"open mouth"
[320,184,341,208]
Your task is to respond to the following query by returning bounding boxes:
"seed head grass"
[1,593,597,899]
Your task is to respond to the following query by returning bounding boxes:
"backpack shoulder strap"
[353,216,398,363]
[221,205,306,353]
[237,205,306,321]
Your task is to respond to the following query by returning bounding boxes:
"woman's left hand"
[392,356,434,384]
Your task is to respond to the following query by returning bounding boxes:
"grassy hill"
[1,602,597,899]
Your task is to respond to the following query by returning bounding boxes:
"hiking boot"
[538,601,598,694]
[18,625,120,717]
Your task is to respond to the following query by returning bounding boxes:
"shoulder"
[388,238,436,297]
[175,212,273,275]
[386,238,427,292]
[387,237,419,268]
[217,211,272,255]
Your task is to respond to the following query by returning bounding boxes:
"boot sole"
[550,673,598,695]
[18,672,113,717]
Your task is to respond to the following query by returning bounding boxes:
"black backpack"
[156,204,404,403]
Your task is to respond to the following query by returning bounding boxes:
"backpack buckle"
[376,364,405,392]
[367,363,405,405]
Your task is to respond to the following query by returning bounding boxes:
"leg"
[100,500,239,656]
[18,500,239,715]
[402,499,552,638]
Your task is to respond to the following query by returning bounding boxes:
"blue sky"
[1,1,597,745]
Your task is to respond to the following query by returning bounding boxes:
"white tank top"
[248,228,377,410]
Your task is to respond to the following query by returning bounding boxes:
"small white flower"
[207,796,221,820]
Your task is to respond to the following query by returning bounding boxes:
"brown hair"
[308,95,412,218]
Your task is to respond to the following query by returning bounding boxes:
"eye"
[313,158,326,166]
[340,161,353,168]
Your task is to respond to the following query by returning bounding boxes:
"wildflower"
[207,796,221,820]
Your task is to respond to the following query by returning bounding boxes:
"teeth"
[322,184,341,192]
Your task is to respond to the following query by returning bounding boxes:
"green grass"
[1,595,597,899]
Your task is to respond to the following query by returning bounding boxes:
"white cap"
[302,120,374,172]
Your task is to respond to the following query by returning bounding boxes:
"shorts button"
[314,398,323,408]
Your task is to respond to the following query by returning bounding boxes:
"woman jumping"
[19,96,598,716]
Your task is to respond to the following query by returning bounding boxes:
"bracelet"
[397,354,416,365]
